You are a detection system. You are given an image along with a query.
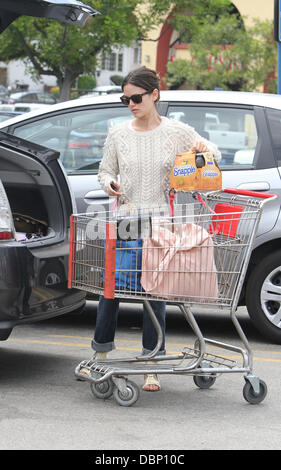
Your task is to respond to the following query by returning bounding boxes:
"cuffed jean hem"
[142,348,166,356]
[91,339,116,353]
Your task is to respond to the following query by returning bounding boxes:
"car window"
[265,109,281,166]
[38,93,56,104]
[9,92,22,100]
[37,93,46,103]
[21,93,38,103]
[167,105,258,168]
[12,106,132,174]
[46,96,56,104]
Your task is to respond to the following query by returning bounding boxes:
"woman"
[87,66,221,392]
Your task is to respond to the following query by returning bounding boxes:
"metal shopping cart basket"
[68,188,276,407]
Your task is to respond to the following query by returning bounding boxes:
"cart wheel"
[193,367,216,389]
[90,377,114,399]
[113,380,139,407]
[243,379,267,404]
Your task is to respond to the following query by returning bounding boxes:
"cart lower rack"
[69,189,276,406]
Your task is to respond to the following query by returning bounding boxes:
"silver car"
[1,90,281,344]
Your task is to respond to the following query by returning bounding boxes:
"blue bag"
[115,238,142,291]
[101,238,143,292]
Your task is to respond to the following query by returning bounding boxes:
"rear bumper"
[0,242,86,329]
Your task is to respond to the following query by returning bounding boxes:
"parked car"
[0,111,23,122]
[1,90,281,344]
[8,91,57,106]
[67,115,130,170]
[0,0,98,341]
[79,85,122,98]
[0,103,51,113]
[0,85,9,103]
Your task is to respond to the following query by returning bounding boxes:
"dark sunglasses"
[120,90,153,106]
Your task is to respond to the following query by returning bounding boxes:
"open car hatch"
[0,0,99,33]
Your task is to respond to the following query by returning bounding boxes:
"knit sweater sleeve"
[97,128,119,193]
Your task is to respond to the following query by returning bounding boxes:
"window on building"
[101,52,124,72]
[101,54,112,70]
[109,53,116,71]
[133,46,141,64]
[101,55,106,70]
[118,54,123,72]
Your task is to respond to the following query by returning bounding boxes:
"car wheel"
[246,250,281,343]
[39,260,65,286]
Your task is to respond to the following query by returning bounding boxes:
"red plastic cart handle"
[224,188,276,199]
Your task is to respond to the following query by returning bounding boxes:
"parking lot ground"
[0,301,281,451]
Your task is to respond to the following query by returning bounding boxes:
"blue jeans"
[92,296,166,355]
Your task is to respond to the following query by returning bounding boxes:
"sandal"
[76,366,91,381]
[76,352,108,381]
[143,374,161,392]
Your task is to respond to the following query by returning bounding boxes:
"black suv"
[0,0,98,341]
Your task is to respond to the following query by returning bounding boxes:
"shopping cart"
[69,188,276,407]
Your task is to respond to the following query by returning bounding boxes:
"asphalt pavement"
[0,300,281,452]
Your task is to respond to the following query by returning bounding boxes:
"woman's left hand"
[191,141,209,153]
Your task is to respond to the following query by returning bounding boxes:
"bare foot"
[143,374,161,391]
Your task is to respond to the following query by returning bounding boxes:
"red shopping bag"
[211,203,243,238]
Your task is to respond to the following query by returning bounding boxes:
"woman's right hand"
[107,181,124,197]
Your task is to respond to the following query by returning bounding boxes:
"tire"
[243,379,267,405]
[113,380,139,407]
[246,250,281,344]
[193,366,216,389]
[39,260,65,286]
[90,377,114,399]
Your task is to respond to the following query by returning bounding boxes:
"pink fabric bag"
[141,223,218,302]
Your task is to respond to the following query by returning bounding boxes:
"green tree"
[164,0,235,43]
[110,75,123,85]
[0,0,167,101]
[162,1,276,92]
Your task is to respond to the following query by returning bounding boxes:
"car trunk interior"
[0,145,65,242]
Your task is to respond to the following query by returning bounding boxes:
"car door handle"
[236,182,270,192]
[84,190,108,199]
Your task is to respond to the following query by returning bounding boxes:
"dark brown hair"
[122,66,160,102]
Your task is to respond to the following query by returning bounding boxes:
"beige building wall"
[142,25,162,70]
[233,0,274,25]
[142,0,275,70]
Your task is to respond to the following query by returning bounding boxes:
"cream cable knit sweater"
[98,116,221,206]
